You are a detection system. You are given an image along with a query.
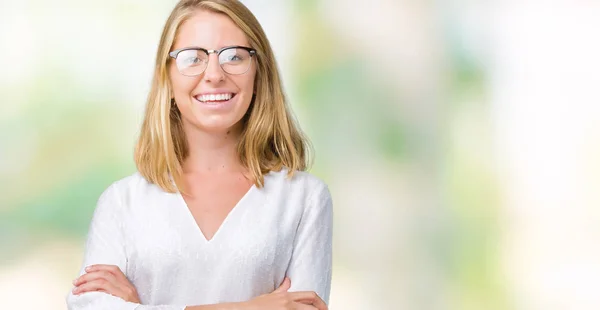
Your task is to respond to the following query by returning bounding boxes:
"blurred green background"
[2,1,600,309]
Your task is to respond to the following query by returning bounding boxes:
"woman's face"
[169,10,256,134]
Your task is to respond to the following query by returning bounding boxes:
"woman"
[66,0,332,309]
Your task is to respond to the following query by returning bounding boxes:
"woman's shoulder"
[264,167,329,194]
[264,168,332,212]
[100,171,164,203]
[109,171,153,192]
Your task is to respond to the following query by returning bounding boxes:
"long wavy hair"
[134,0,311,193]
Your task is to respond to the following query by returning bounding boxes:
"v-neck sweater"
[66,168,333,309]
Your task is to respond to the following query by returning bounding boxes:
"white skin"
[72,10,327,310]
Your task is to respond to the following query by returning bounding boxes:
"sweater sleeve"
[65,183,186,310]
[286,182,334,304]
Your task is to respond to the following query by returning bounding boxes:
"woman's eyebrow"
[178,43,249,49]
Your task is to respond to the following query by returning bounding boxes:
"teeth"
[196,93,233,102]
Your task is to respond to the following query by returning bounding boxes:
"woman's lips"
[193,93,237,109]
[194,92,235,103]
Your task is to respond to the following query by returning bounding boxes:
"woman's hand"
[72,264,141,304]
[241,277,328,310]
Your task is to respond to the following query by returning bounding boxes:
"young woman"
[66,1,332,309]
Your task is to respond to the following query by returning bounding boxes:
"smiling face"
[169,9,257,134]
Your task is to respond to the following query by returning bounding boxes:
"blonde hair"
[134,0,311,193]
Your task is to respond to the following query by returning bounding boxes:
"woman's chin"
[192,116,244,134]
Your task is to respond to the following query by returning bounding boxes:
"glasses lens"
[176,49,208,76]
[219,48,253,75]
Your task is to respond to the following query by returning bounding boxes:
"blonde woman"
[66,1,332,309]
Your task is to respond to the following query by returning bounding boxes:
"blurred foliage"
[293,0,408,171]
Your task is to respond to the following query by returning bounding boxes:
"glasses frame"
[168,45,257,76]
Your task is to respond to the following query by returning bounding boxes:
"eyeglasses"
[169,45,256,77]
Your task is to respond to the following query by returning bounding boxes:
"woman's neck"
[181,121,245,175]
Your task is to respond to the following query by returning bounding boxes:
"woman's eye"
[227,55,243,62]
[183,57,204,65]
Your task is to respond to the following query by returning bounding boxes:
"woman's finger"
[293,302,318,310]
[85,264,128,282]
[273,277,291,293]
[301,295,327,310]
[79,264,140,303]
[290,291,328,310]
[73,270,116,286]
[72,278,120,295]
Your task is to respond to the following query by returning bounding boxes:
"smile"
[194,93,235,103]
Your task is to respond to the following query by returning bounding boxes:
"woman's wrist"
[185,301,249,310]
[232,301,252,310]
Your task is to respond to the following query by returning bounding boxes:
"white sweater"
[66,169,333,310]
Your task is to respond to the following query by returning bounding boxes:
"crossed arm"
[66,184,332,310]
[71,265,325,310]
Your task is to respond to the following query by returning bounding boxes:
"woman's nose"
[202,54,225,83]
